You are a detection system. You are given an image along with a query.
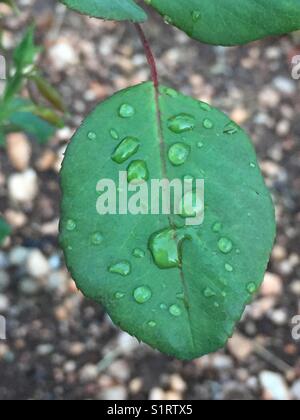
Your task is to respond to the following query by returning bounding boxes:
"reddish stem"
[134,23,159,88]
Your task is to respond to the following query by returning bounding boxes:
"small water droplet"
[133,286,152,304]
[115,292,125,300]
[214,302,220,308]
[66,219,76,231]
[221,291,227,298]
[204,287,216,298]
[223,121,239,135]
[164,88,178,98]
[168,114,195,134]
[133,248,145,259]
[91,232,103,245]
[197,141,204,148]
[148,321,156,328]
[225,263,234,272]
[112,137,140,164]
[87,131,97,141]
[199,102,211,111]
[127,160,149,184]
[109,261,131,277]
[163,15,173,25]
[149,228,185,269]
[119,103,135,118]
[168,143,190,166]
[203,118,214,129]
[247,282,257,294]
[110,129,119,140]
[191,10,201,22]
[176,292,185,300]
[250,162,256,168]
[179,190,204,219]
[212,222,222,233]
[218,237,233,254]
[160,303,167,310]
[169,304,182,317]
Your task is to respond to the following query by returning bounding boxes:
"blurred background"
[0,0,300,400]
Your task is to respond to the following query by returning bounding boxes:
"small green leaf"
[0,217,11,245]
[147,0,300,45]
[60,0,147,22]
[9,111,56,143]
[31,75,66,113]
[13,25,40,72]
[60,82,275,359]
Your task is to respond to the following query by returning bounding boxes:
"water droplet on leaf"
[168,143,190,166]
[127,160,149,184]
[168,114,195,134]
[133,248,145,259]
[87,131,97,141]
[91,232,103,245]
[119,104,135,118]
[112,137,140,164]
[169,304,182,317]
[66,219,76,231]
[203,118,214,129]
[218,237,233,254]
[149,228,185,269]
[133,286,152,304]
[109,261,131,277]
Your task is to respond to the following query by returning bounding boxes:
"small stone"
[8,169,38,203]
[290,280,300,296]
[68,342,85,356]
[291,380,300,400]
[48,39,79,71]
[261,272,283,296]
[0,270,9,291]
[273,76,296,95]
[129,378,143,394]
[79,364,99,383]
[227,333,254,361]
[9,246,29,266]
[19,278,39,295]
[0,294,9,312]
[149,387,166,400]
[230,107,249,125]
[212,354,234,370]
[99,385,127,400]
[258,87,280,108]
[108,360,130,382]
[6,133,31,171]
[169,374,187,393]
[36,150,57,172]
[259,371,290,401]
[269,308,288,326]
[36,344,54,356]
[26,250,50,278]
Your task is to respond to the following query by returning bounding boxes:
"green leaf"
[147,0,300,46]
[60,82,275,359]
[9,111,56,144]
[31,75,66,113]
[60,0,147,22]
[0,217,11,245]
[13,25,40,72]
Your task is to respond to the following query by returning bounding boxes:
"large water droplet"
[218,237,233,254]
[133,248,145,259]
[168,143,190,166]
[169,304,182,317]
[168,114,195,134]
[127,160,149,184]
[149,228,185,269]
[91,232,103,245]
[133,286,152,304]
[109,261,131,276]
[66,219,76,231]
[119,104,135,118]
[87,131,97,141]
[112,137,140,164]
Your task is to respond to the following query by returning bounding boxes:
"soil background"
[0,0,299,400]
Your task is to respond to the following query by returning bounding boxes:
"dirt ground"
[0,0,299,400]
